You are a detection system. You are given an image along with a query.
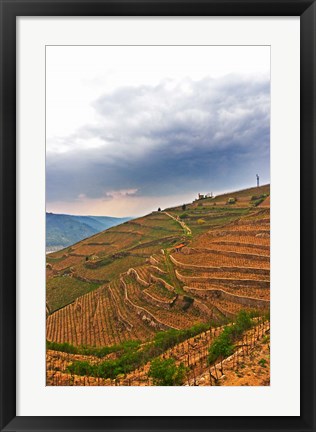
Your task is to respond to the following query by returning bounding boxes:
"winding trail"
[163,211,192,236]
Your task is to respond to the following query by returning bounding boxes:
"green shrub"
[251,193,268,206]
[261,335,270,344]
[47,339,141,358]
[235,310,253,333]
[67,349,143,379]
[67,361,93,376]
[208,310,254,364]
[149,358,188,386]
[208,332,234,363]
[253,198,265,207]
[227,197,236,204]
[182,296,194,311]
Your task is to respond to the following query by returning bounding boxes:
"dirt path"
[163,211,192,236]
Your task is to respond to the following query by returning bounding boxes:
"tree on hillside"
[158,207,161,212]
[182,204,186,211]
[149,358,187,386]
[209,332,234,374]
[208,310,254,374]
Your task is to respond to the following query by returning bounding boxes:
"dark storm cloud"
[46,74,270,202]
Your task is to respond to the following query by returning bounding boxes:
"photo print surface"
[46,45,270,386]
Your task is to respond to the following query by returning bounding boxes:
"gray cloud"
[47,74,270,204]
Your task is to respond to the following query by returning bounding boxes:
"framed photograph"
[0,0,315,431]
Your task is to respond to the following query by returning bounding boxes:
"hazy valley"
[46,213,131,253]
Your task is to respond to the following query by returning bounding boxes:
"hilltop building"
[174,243,185,253]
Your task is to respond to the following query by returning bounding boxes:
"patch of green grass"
[261,335,270,344]
[252,197,266,207]
[209,311,254,364]
[149,358,188,386]
[189,215,242,235]
[150,282,176,300]
[47,339,140,358]
[47,277,100,312]
[155,272,173,288]
[46,255,67,264]
[77,255,145,281]
[164,250,186,295]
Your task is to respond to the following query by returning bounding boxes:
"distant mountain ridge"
[46,213,131,252]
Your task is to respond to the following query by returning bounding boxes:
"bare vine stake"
[187,372,190,386]
[193,367,196,386]
[214,362,219,380]
[209,366,213,386]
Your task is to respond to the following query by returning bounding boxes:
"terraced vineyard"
[46,184,270,385]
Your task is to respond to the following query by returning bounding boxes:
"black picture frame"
[0,1,315,431]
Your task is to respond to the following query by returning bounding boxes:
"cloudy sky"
[46,46,270,217]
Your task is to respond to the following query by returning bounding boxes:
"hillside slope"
[46,184,270,385]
